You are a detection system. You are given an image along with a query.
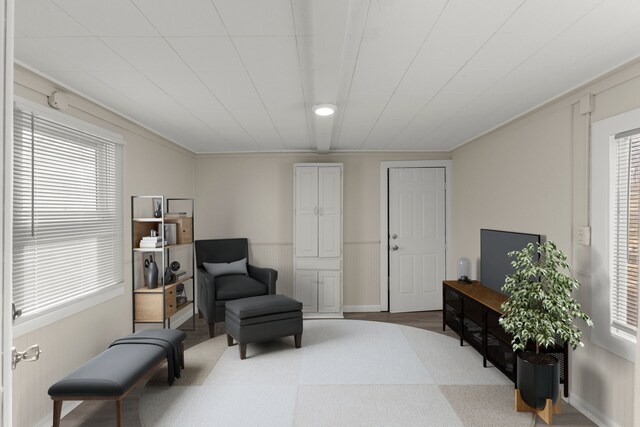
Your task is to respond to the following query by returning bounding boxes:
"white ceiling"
[14,0,640,153]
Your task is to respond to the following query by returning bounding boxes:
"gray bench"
[48,329,186,427]
[225,294,303,359]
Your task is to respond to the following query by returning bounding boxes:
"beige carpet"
[140,320,535,426]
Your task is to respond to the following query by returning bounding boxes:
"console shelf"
[442,280,569,397]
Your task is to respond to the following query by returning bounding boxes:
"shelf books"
[139,236,166,248]
[165,212,188,217]
[139,241,163,248]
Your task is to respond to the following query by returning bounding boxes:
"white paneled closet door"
[294,163,343,316]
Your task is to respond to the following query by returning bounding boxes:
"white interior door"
[389,167,446,313]
[1,0,13,423]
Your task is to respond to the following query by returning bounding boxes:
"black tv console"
[442,280,569,397]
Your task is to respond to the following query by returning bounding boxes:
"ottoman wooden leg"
[226,333,234,346]
[239,343,247,360]
[295,334,302,348]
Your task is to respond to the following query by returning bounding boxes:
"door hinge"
[12,302,23,322]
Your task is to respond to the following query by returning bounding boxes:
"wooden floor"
[58,311,595,427]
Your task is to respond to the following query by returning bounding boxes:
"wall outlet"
[577,226,591,246]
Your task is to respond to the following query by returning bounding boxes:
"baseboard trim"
[343,305,381,313]
[570,392,622,427]
[35,401,81,427]
[171,308,192,329]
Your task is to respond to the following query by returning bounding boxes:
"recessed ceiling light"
[313,104,336,117]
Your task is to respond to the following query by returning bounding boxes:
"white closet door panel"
[319,214,341,257]
[295,166,318,257]
[295,270,318,313]
[318,270,340,313]
[318,166,341,213]
[295,258,341,270]
[295,167,318,212]
[318,166,341,258]
[295,214,318,257]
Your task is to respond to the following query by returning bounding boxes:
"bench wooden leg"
[52,400,62,427]
[208,323,216,338]
[226,333,234,346]
[115,399,122,427]
[294,334,302,348]
[239,343,247,360]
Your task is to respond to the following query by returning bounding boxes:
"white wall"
[451,59,640,427]
[195,151,450,307]
[11,66,196,426]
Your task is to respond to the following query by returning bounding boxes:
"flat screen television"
[480,229,542,295]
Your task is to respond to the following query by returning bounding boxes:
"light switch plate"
[577,226,591,246]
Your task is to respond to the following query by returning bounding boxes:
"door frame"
[379,160,452,312]
[1,0,14,424]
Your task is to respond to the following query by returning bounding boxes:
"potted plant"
[499,241,593,416]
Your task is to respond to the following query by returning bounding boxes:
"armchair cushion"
[203,258,247,277]
[215,275,268,301]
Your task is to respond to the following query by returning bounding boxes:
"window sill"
[13,285,124,338]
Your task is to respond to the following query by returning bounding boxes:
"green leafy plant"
[499,241,593,353]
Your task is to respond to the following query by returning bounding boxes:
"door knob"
[391,234,398,240]
[391,245,399,251]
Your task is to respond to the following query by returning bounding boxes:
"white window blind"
[12,102,124,325]
[611,129,640,339]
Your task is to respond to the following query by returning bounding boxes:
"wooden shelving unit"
[131,196,196,331]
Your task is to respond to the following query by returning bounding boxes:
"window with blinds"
[611,129,640,340]
[12,101,124,326]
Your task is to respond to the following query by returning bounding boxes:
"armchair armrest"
[248,264,277,294]
[197,267,217,321]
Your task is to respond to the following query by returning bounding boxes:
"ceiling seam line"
[356,0,451,151]
[46,0,229,149]
[128,1,251,151]
[161,40,262,151]
[410,0,607,150]
[208,0,289,151]
[15,32,196,142]
[290,0,314,152]
[383,0,528,150]
[333,0,372,150]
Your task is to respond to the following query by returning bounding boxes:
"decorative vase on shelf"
[164,266,175,285]
[144,256,159,289]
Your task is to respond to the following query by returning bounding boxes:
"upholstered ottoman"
[225,294,303,359]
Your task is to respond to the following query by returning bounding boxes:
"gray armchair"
[195,238,277,338]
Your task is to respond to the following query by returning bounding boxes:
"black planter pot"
[516,352,559,410]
